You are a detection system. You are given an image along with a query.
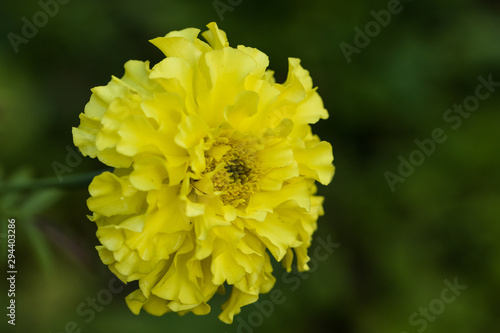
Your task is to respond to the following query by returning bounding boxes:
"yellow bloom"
[73,22,334,324]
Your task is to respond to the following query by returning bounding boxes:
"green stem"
[0,169,112,193]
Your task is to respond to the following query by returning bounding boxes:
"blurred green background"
[1,0,499,332]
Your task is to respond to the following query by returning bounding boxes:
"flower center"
[204,138,261,206]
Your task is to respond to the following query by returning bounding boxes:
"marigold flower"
[73,22,334,323]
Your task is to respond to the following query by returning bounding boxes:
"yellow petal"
[201,22,228,49]
[152,253,204,305]
[294,140,335,185]
[196,48,256,127]
[87,172,145,217]
[245,214,299,261]
[219,288,258,324]
[129,156,168,191]
[248,180,311,213]
[150,28,205,66]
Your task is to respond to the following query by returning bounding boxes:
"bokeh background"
[1,0,500,332]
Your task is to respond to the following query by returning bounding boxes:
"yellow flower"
[73,22,334,324]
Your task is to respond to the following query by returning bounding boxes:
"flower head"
[73,22,334,323]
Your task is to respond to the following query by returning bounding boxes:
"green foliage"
[0,168,62,275]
